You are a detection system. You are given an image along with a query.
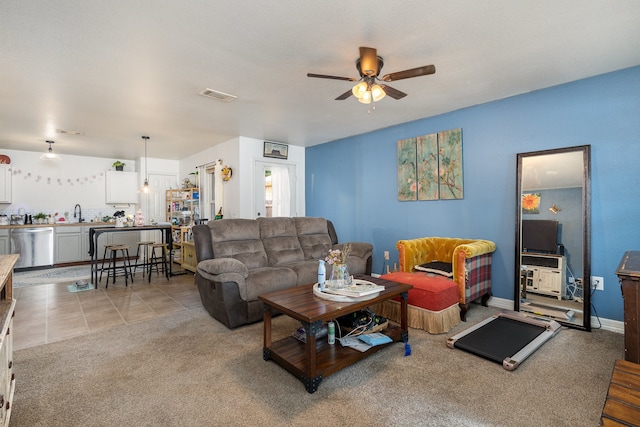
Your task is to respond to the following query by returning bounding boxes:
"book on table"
[323,282,385,297]
[357,332,393,346]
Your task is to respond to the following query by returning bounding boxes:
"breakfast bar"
[88,225,173,287]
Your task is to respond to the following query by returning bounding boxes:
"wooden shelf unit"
[166,188,199,267]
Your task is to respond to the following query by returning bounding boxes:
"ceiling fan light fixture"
[41,140,60,160]
[371,84,386,102]
[358,90,372,104]
[351,82,368,99]
[307,46,434,104]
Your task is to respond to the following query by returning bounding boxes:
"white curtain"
[270,166,290,217]
[196,164,205,222]
[214,160,224,217]
[203,160,223,219]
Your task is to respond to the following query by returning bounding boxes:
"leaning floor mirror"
[514,145,591,331]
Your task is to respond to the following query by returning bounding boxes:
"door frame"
[254,160,298,219]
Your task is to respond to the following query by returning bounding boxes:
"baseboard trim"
[368,277,625,334]
[487,296,624,334]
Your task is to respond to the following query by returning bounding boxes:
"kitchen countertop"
[0,222,118,229]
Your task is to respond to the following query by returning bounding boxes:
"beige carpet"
[12,305,623,427]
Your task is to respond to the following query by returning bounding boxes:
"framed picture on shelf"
[263,141,288,160]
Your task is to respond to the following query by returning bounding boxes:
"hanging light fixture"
[41,140,61,160]
[141,136,150,193]
[351,77,386,106]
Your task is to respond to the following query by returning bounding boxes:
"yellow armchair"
[396,237,497,321]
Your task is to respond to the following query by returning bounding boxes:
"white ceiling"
[521,150,585,191]
[1,1,639,161]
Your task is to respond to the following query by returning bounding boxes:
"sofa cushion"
[197,258,249,277]
[294,217,332,259]
[209,219,268,269]
[258,217,305,266]
[414,261,453,277]
[280,260,319,286]
[245,266,298,301]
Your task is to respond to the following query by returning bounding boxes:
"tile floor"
[12,266,202,351]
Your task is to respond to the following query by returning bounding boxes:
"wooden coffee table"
[259,274,412,393]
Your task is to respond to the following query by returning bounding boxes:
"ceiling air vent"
[56,129,84,136]
[198,88,237,102]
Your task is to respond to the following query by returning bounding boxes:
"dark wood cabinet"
[616,251,640,363]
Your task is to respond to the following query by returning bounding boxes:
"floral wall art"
[522,193,541,214]
[397,137,418,201]
[397,128,463,201]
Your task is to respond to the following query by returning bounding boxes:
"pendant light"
[141,136,150,193]
[41,140,61,160]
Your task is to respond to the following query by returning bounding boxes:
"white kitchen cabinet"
[54,225,149,264]
[0,231,8,256]
[105,171,138,204]
[0,165,11,204]
[55,227,85,263]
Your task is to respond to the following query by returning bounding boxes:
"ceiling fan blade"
[359,47,379,76]
[382,65,436,82]
[307,73,356,82]
[335,89,353,100]
[380,85,407,100]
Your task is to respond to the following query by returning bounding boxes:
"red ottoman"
[379,272,460,334]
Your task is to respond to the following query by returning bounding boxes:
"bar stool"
[99,244,117,279]
[133,241,155,278]
[101,245,133,288]
[147,243,169,282]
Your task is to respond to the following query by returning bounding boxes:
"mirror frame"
[514,145,591,331]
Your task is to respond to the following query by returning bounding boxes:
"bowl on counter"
[9,215,24,225]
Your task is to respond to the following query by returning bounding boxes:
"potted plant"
[112,160,126,171]
[33,212,47,224]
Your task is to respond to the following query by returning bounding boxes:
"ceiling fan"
[307,47,435,104]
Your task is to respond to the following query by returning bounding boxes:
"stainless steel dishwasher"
[10,227,54,269]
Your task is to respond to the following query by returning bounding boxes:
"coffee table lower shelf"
[259,276,412,393]
[264,324,405,393]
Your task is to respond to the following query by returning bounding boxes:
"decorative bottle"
[318,260,326,291]
[328,321,335,345]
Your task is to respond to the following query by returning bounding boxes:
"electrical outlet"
[592,276,604,291]
[383,251,389,260]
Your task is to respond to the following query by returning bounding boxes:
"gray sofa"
[192,217,373,328]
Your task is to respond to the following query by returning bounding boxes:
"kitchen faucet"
[74,204,84,223]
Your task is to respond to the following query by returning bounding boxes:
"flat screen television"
[522,219,559,254]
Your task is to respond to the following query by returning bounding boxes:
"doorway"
[145,173,177,224]
[254,162,296,218]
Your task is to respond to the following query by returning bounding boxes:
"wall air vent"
[198,88,237,102]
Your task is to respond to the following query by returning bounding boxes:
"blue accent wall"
[306,66,640,322]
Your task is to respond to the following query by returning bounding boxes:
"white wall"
[143,157,180,188]
[238,137,305,219]
[179,136,305,219]
[0,149,140,220]
[179,137,240,219]
[1,136,305,222]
